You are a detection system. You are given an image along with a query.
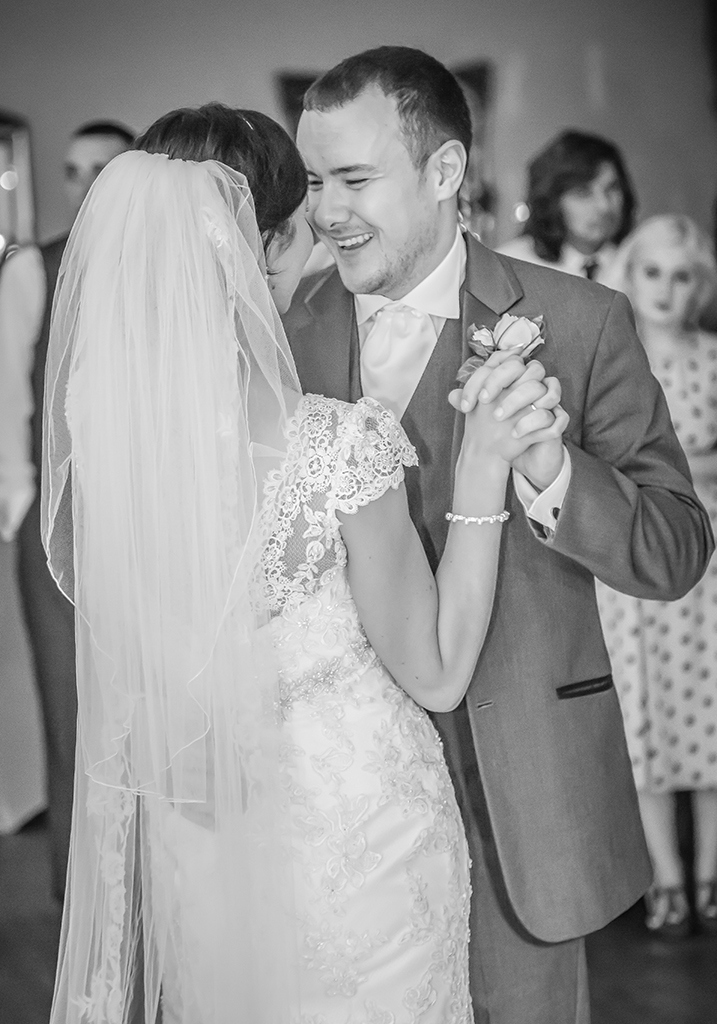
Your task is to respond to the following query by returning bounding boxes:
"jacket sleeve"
[546,289,714,599]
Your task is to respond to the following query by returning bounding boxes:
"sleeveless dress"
[597,333,717,793]
[262,394,473,1024]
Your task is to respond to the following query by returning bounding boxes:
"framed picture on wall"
[451,61,496,246]
[275,72,322,138]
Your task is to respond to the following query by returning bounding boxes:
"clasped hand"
[448,350,569,490]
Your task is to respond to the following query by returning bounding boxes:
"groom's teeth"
[336,233,373,250]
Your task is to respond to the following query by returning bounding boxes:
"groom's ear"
[428,140,467,202]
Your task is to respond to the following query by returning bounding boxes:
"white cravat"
[356,227,464,419]
[360,302,437,419]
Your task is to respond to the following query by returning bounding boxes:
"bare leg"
[637,790,691,933]
[637,791,683,887]
[693,789,717,883]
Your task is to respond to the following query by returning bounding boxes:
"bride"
[42,103,566,1024]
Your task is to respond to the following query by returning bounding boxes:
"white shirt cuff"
[512,446,571,532]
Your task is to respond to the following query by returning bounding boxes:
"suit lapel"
[402,232,523,423]
[462,231,523,323]
[449,233,525,471]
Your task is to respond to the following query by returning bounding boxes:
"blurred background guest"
[497,129,636,282]
[453,62,496,244]
[597,214,717,939]
[698,187,717,333]
[0,119,133,900]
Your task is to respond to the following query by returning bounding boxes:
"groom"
[283,47,713,1023]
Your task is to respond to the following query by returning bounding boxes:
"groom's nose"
[311,182,351,233]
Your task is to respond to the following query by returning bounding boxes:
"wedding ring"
[530,403,538,412]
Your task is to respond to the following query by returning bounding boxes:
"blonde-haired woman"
[598,215,717,937]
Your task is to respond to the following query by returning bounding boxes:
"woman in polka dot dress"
[598,215,717,938]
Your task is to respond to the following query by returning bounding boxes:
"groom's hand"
[512,437,566,492]
[450,350,544,414]
[506,371,568,490]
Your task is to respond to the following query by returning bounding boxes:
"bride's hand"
[449,354,566,467]
[449,350,551,418]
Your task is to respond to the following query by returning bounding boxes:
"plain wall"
[1,0,715,244]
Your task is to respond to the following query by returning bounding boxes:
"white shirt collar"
[560,242,616,276]
[355,226,466,326]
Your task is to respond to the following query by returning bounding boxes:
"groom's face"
[297,86,442,298]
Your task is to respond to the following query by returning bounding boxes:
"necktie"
[583,257,599,280]
[360,301,437,419]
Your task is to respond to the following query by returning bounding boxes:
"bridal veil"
[41,151,301,1023]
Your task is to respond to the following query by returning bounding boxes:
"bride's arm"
[339,357,566,713]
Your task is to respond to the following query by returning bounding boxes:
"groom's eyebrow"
[327,163,375,176]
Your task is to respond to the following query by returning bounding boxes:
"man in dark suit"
[283,47,714,1023]
[0,120,134,899]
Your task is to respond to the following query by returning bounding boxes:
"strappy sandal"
[644,884,692,939]
[695,879,717,936]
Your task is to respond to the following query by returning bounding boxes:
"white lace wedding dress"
[262,394,473,1024]
[157,394,473,1024]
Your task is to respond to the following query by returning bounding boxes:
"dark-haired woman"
[497,129,636,283]
[44,103,565,1023]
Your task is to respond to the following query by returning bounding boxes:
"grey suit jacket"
[283,233,714,942]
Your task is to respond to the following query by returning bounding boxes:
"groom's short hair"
[303,46,472,171]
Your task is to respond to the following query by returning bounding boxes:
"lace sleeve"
[260,395,417,612]
[329,396,418,517]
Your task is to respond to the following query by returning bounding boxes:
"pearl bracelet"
[445,510,510,525]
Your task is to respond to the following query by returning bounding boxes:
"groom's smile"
[334,232,374,252]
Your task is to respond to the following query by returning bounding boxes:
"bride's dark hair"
[135,102,308,250]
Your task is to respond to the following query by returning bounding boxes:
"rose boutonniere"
[456,313,546,386]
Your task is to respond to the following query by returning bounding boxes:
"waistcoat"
[396,316,465,572]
